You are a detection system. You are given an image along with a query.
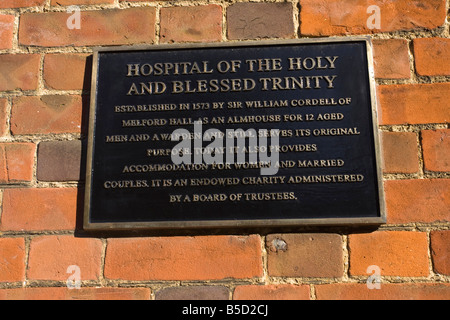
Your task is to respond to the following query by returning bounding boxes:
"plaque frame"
[83,37,386,231]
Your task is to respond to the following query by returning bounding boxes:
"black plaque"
[84,37,386,231]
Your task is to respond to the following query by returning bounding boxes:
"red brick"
[28,235,102,281]
[0,238,25,282]
[0,287,151,300]
[0,143,35,183]
[300,0,446,36]
[414,38,450,76]
[0,54,40,92]
[11,95,83,135]
[379,83,450,125]
[421,129,450,172]
[1,188,78,231]
[381,132,419,174]
[0,15,15,50]
[385,179,450,224]
[373,39,410,79]
[19,8,156,47]
[316,283,450,300]
[430,231,450,275]
[349,231,429,277]
[0,0,44,8]
[160,5,222,43]
[266,234,344,278]
[44,54,90,90]
[51,0,114,5]
[227,3,295,40]
[0,98,8,137]
[105,235,262,281]
[233,285,310,300]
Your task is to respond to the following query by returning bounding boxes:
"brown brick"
[156,286,229,300]
[381,132,419,174]
[385,179,450,224]
[160,5,222,43]
[50,0,114,5]
[1,188,78,231]
[105,235,262,281]
[227,3,295,40]
[373,39,410,79]
[316,283,450,300]
[233,285,310,300]
[37,140,83,182]
[379,83,450,125]
[28,235,102,281]
[0,54,40,92]
[0,143,35,183]
[300,0,446,36]
[349,231,429,277]
[0,238,25,282]
[0,15,15,50]
[414,38,450,76]
[0,287,151,300]
[19,8,156,47]
[11,95,83,135]
[266,234,344,278]
[0,0,44,8]
[421,129,450,172]
[431,231,450,275]
[44,54,90,90]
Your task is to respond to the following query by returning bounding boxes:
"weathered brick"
[414,38,450,76]
[44,54,90,90]
[28,235,102,281]
[421,129,450,172]
[0,15,15,50]
[373,39,410,79]
[19,8,156,47]
[381,132,419,174]
[0,99,7,137]
[227,3,295,40]
[50,0,114,5]
[349,231,429,277]
[0,143,35,183]
[266,234,344,278]
[0,238,25,282]
[160,5,222,43]
[316,283,450,300]
[0,287,151,300]
[379,83,450,125]
[0,54,40,92]
[105,235,262,281]
[156,286,229,300]
[300,0,447,36]
[37,140,83,182]
[385,179,450,224]
[233,285,310,300]
[0,0,44,8]
[11,95,83,135]
[1,188,78,231]
[430,231,450,275]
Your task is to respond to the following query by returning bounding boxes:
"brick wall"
[0,0,449,300]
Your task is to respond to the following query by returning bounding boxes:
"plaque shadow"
[74,54,92,237]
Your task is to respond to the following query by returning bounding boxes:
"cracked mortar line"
[260,234,269,284]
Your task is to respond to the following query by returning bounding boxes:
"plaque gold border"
[83,37,386,232]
